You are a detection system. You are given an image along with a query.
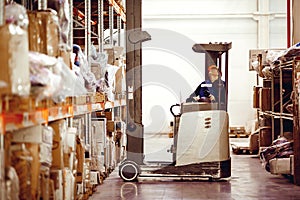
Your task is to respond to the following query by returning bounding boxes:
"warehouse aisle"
[89,136,300,200]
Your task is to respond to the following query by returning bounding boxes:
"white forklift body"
[176,109,229,166]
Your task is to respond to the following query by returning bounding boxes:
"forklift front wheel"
[119,160,140,182]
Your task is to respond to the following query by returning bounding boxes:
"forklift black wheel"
[119,160,140,182]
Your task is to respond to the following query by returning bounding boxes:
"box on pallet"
[0,24,30,96]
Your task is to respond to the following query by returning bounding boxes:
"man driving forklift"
[194,65,226,103]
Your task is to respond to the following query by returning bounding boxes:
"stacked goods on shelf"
[9,125,54,199]
[260,137,294,175]
[251,43,300,178]
[90,45,126,103]
[1,0,127,198]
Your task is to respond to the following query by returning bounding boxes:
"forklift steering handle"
[170,104,181,117]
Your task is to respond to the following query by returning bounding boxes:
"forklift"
[119,42,232,181]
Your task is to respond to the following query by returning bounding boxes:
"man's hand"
[193,96,200,101]
[209,94,215,102]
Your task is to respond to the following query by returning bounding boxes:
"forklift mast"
[192,42,232,111]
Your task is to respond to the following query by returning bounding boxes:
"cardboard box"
[4,133,12,168]
[63,151,74,170]
[115,66,126,94]
[76,136,85,183]
[50,169,63,200]
[253,86,261,108]
[74,95,87,105]
[90,171,100,185]
[27,10,59,57]
[67,127,77,151]
[90,92,106,103]
[11,125,44,144]
[104,48,114,65]
[249,132,259,153]
[49,120,67,169]
[39,167,50,200]
[25,143,41,199]
[107,120,115,132]
[259,88,271,111]
[259,126,272,147]
[63,169,75,200]
[12,125,53,166]
[73,117,85,139]
[76,183,84,195]
[59,49,72,69]
[10,144,33,199]
[91,118,106,143]
[105,111,113,120]
[0,24,30,96]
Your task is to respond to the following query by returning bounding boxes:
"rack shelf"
[0,96,126,134]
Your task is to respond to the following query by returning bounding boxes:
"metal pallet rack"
[254,52,300,185]
[0,0,127,198]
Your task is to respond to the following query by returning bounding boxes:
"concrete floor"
[89,136,300,200]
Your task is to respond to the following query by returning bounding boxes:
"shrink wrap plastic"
[29,51,87,102]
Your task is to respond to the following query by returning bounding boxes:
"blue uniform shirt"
[195,79,226,103]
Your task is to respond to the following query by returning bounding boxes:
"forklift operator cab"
[119,42,232,182]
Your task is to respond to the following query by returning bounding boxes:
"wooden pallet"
[229,126,250,138]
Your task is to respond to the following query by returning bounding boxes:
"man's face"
[208,69,219,82]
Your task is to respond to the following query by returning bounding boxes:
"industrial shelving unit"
[252,51,300,185]
[0,0,127,198]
